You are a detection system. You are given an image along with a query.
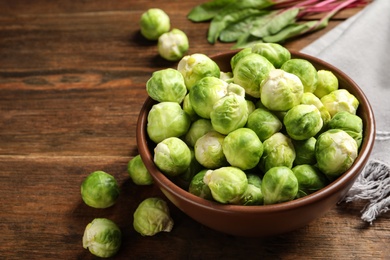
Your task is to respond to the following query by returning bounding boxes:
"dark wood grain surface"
[1,1,386,259]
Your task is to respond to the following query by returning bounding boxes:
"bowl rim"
[137,50,376,214]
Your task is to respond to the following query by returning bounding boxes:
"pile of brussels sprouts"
[146,42,363,206]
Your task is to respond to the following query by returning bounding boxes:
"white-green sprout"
[260,69,304,112]
[177,53,220,90]
[154,137,192,177]
[182,93,199,122]
[203,166,248,204]
[261,166,298,205]
[184,118,213,147]
[314,70,339,98]
[315,129,358,180]
[83,218,122,258]
[188,169,213,200]
[147,102,191,143]
[327,111,363,148]
[292,137,317,166]
[133,197,174,236]
[301,92,331,125]
[283,104,323,140]
[158,28,189,61]
[194,131,227,169]
[127,155,153,185]
[292,164,328,198]
[81,171,120,209]
[146,68,187,103]
[251,42,291,68]
[281,58,318,93]
[246,107,282,142]
[239,173,264,205]
[233,53,275,98]
[140,8,170,40]
[222,128,263,170]
[320,89,359,117]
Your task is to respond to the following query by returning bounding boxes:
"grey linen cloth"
[301,0,390,223]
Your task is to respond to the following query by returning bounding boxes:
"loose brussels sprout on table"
[142,42,364,207]
[81,171,120,209]
[140,8,170,40]
[83,218,122,258]
[158,28,189,61]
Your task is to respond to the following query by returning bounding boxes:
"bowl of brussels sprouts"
[137,43,375,237]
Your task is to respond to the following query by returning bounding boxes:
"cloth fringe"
[342,159,390,224]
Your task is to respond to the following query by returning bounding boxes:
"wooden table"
[1,1,384,259]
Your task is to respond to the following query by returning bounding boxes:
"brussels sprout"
[320,89,359,117]
[239,173,264,205]
[83,218,122,258]
[283,104,323,140]
[261,166,298,205]
[154,137,192,177]
[301,92,331,125]
[203,166,248,204]
[220,71,234,83]
[184,118,213,147]
[315,129,358,180]
[81,171,120,209]
[251,42,291,68]
[158,28,189,61]
[259,132,296,172]
[133,197,174,236]
[233,53,275,98]
[147,102,191,143]
[177,53,220,90]
[222,128,263,170]
[194,131,228,169]
[260,69,304,112]
[210,93,249,135]
[146,68,187,103]
[246,100,256,115]
[230,47,252,71]
[314,70,339,99]
[182,93,199,122]
[174,148,203,190]
[188,169,213,200]
[327,111,363,148]
[189,76,228,119]
[281,58,318,93]
[292,137,317,166]
[127,155,154,185]
[246,107,282,142]
[292,164,328,198]
[227,83,246,97]
[140,8,170,40]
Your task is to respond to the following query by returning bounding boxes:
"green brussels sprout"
[83,218,122,258]
[327,111,363,148]
[158,28,189,61]
[194,131,228,169]
[301,92,331,125]
[154,137,192,177]
[283,104,323,140]
[315,129,358,180]
[189,76,228,119]
[81,171,120,209]
[230,47,252,71]
[259,132,296,172]
[251,42,291,68]
[203,166,248,204]
[233,53,275,98]
[210,93,249,135]
[147,102,191,143]
[220,71,234,83]
[320,89,359,117]
[246,107,283,142]
[133,197,174,236]
[314,70,339,99]
[239,173,264,205]
[188,169,213,200]
[177,53,220,90]
[182,93,199,122]
[184,118,213,147]
[292,137,317,166]
[127,155,154,185]
[261,166,298,205]
[292,164,328,198]
[174,148,203,190]
[227,82,246,97]
[140,8,170,40]
[260,69,304,112]
[281,58,318,93]
[146,68,187,103]
[246,100,256,115]
[222,128,263,170]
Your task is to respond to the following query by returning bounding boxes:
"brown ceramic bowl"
[136,50,376,237]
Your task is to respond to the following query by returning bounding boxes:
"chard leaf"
[187,0,236,22]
